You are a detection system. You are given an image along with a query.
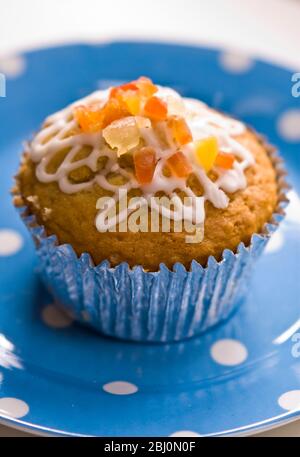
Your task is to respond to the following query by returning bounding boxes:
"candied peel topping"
[72,77,240,186]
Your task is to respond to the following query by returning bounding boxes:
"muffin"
[13,77,288,342]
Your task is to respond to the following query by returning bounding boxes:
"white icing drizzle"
[28,85,255,232]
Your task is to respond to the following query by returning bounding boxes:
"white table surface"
[1,0,300,438]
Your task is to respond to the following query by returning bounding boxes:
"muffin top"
[15,77,278,269]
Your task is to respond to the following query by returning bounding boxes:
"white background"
[1,0,300,68]
[0,0,300,437]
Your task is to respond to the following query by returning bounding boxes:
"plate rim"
[1,409,300,437]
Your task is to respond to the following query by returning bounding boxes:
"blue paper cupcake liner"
[17,141,289,342]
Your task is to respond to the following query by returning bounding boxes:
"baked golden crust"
[14,128,278,271]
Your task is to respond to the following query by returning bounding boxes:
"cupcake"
[13,77,288,342]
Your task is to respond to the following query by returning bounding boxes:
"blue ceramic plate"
[0,41,300,437]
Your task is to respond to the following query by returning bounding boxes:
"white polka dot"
[0,55,26,77]
[0,229,23,256]
[42,304,73,328]
[219,52,253,73]
[278,390,300,411]
[0,397,29,419]
[286,190,300,224]
[265,231,284,254]
[170,430,201,437]
[277,109,300,142]
[103,381,138,395]
[210,339,248,366]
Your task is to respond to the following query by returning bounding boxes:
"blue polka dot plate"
[0,41,300,436]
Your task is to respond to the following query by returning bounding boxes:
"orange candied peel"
[74,98,130,133]
[144,96,168,121]
[109,82,139,98]
[134,76,158,98]
[194,136,219,172]
[109,82,140,115]
[100,98,130,129]
[167,115,193,146]
[109,77,158,116]
[215,151,235,169]
[74,105,104,133]
[133,147,156,185]
[166,151,193,178]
